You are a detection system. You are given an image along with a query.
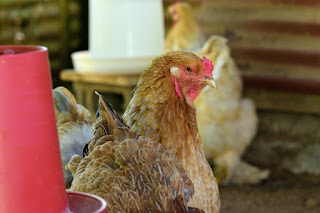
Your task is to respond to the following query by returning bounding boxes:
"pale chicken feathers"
[195,35,269,184]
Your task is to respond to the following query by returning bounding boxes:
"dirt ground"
[219,179,320,213]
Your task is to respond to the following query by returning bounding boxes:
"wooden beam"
[244,88,320,115]
[244,20,320,37]
[233,47,320,68]
[242,74,320,95]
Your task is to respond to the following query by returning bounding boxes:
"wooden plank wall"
[1,0,319,91]
[0,0,86,87]
[164,0,320,94]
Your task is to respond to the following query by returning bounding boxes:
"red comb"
[172,0,182,6]
[202,56,214,77]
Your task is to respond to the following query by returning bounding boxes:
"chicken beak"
[201,76,217,89]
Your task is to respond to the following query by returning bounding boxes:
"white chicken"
[195,35,269,184]
[163,0,269,184]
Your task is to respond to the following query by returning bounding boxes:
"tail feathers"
[53,87,93,125]
[81,92,131,158]
[53,86,77,115]
[95,91,129,133]
[85,92,134,153]
[230,161,270,184]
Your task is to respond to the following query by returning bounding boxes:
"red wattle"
[172,76,183,99]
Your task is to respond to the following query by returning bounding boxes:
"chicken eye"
[185,67,193,74]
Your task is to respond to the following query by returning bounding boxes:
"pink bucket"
[0,46,107,213]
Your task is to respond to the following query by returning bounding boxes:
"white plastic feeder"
[72,0,164,74]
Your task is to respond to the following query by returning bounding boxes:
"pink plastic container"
[0,46,107,213]
[67,191,107,213]
[0,45,68,212]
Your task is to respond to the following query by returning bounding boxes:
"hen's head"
[168,1,192,24]
[142,51,216,104]
[169,53,216,103]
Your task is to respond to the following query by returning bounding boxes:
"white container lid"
[71,50,153,74]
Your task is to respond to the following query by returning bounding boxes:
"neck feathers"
[124,71,203,159]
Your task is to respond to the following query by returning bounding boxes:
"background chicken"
[163,1,205,53]
[195,35,269,184]
[53,87,94,187]
[123,51,220,212]
[67,92,204,212]
[163,1,268,185]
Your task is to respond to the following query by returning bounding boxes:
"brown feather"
[53,86,94,187]
[53,86,93,125]
[123,51,220,212]
[67,91,202,213]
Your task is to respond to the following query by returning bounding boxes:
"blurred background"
[0,0,88,86]
[1,0,320,212]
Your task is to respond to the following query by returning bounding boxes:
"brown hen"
[67,92,203,213]
[123,51,220,212]
[66,51,219,212]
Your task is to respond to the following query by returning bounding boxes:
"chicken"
[163,1,205,53]
[67,92,204,212]
[162,0,268,184]
[64,52,220,212]
[123,51,220,212]
[195,35,269,184]
[53,87,94,187]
